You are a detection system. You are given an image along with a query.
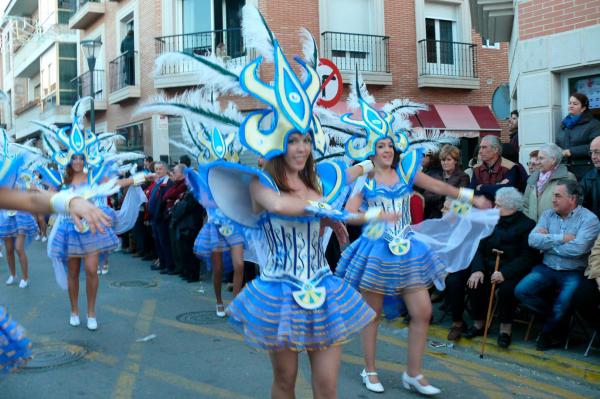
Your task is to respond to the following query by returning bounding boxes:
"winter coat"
[470,211,538,281]
[556,110,600,180]
[580,167,600,218]
[523,165,576,221]
[422,168,469,219]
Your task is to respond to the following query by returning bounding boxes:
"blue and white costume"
[145,6,375,351]
[335,75,499,314]
[0,127,32,371]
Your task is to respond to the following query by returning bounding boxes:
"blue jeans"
[515,264,583,334]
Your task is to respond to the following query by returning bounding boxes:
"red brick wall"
[519,0,600,41]
[260,0,510,140]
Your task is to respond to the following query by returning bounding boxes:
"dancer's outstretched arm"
[414,171,492,209]
[0,188,111,233]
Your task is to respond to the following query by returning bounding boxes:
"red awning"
[329,103,501,137]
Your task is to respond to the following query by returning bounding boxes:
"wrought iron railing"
[418,39,477,78]
[321,31,390,73]
[109,51,137,92]
[71,69,105,101]
[154,28,250,75]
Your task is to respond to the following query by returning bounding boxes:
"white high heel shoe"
[402,372,441,396]
[360,369,384,393]
[69,314,80,327]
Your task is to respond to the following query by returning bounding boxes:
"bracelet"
[458,187,474,204]
[357,160,374,175]
[50,191,78,214]
[132,172,147,186]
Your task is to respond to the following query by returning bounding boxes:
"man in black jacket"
[580,136,600,217]
[148,162,174,271]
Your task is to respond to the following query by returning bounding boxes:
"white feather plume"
[300,28,318,67]
[347,73,375,110]
[242,5,274,62]
[71,97,93,127]
[153,52,245,96]
[382,99,428,118]
[407,128,459,154]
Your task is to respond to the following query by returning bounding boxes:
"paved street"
[1,241,599,399]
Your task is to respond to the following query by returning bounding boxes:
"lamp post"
[80,39,102,133]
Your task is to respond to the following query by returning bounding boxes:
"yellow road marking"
[408,322,600,384]
[112,299,156,399]
[145,367,253,399]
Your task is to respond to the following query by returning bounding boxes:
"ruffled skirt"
[48,215,119,260]
[0,306,32,373]
[227,275,376,351]
[0,211,38,239]
[336,234,446,296]
[193,222,244,258]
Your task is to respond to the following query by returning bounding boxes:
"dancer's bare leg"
[308,345,342,399]
[403,288,432,385]
[230,245,244,296]
[360,290,383,384]
[269,349,298,399]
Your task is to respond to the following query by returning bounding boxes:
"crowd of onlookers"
[114,91,600,353]
[420,92,600,352]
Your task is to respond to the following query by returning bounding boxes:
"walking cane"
[480,249,503,359]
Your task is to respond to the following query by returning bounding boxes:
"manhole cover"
[24,342,88,369]
[111,280,157,288]
[176,311,224,325]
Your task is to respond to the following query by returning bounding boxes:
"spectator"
[523,144,575,222]
[572,234,600,333]
[147,162,174,272]
[464,145,479,181]
[508,110,519,153]
[469,135,519,201]
[179,154,192,168]
[163,164,188,275]
[527,150,541,174]
[516,181,600,350]
[580,136,600,217]
[143,156,154,172]
[421,145,469,219]
[132,157,155,258]
[556,92,600,180]
[501,143,528,193]
[464,188,537,348]
[120,29,135,85]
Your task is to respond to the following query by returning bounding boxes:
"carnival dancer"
[0,172,39,288]
[0,124,111,373]
[335,76,498,395]
[142,6,387,396]
[36,98,149,331]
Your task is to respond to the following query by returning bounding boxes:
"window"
[117,123,144,151]
[482,38,500,49]
[569,74,600,119]
[40,46,57,98]
[58,43,77,106]
[425,18,454,64]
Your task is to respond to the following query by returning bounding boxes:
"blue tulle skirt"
[193,222,244,258]
[336,233,446,295]
[227,275,376,351]
[0,211,38,239]
[0,306,31,373]
[48,215,119,259]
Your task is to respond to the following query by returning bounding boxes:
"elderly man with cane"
[465,187,537,349]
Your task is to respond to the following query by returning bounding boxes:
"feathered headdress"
[143,5,327,160]
[171,118,239,165]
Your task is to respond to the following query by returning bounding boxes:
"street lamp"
[80,38,102,133]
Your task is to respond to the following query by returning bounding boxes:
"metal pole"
[90,68,95,133]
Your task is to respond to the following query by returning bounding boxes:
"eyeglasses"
[589,150,600,156]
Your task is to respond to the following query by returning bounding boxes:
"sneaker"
[87,317,98,331]
[5,275,16,285]
[69,314,80,327]
[41,236,47,242]
[18,279,28,288]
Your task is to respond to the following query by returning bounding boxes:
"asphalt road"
[0,241,598,398]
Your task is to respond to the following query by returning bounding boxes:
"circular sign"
[316,58,343,108]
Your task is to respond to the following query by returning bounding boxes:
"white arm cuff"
[357,160,374,175]
[50,191,78,214]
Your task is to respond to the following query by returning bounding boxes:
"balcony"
[108,51,140,104]
[321,31,392,85]
[11,93,71,140]
[68,0,105,30]
[417,39,480,90]
[71,69,107,110]
[154,28,251,89]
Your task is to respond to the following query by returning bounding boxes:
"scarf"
[536,169,554,195]
[562,113,582,129]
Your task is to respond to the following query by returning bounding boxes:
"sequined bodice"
[259,213,330,286]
